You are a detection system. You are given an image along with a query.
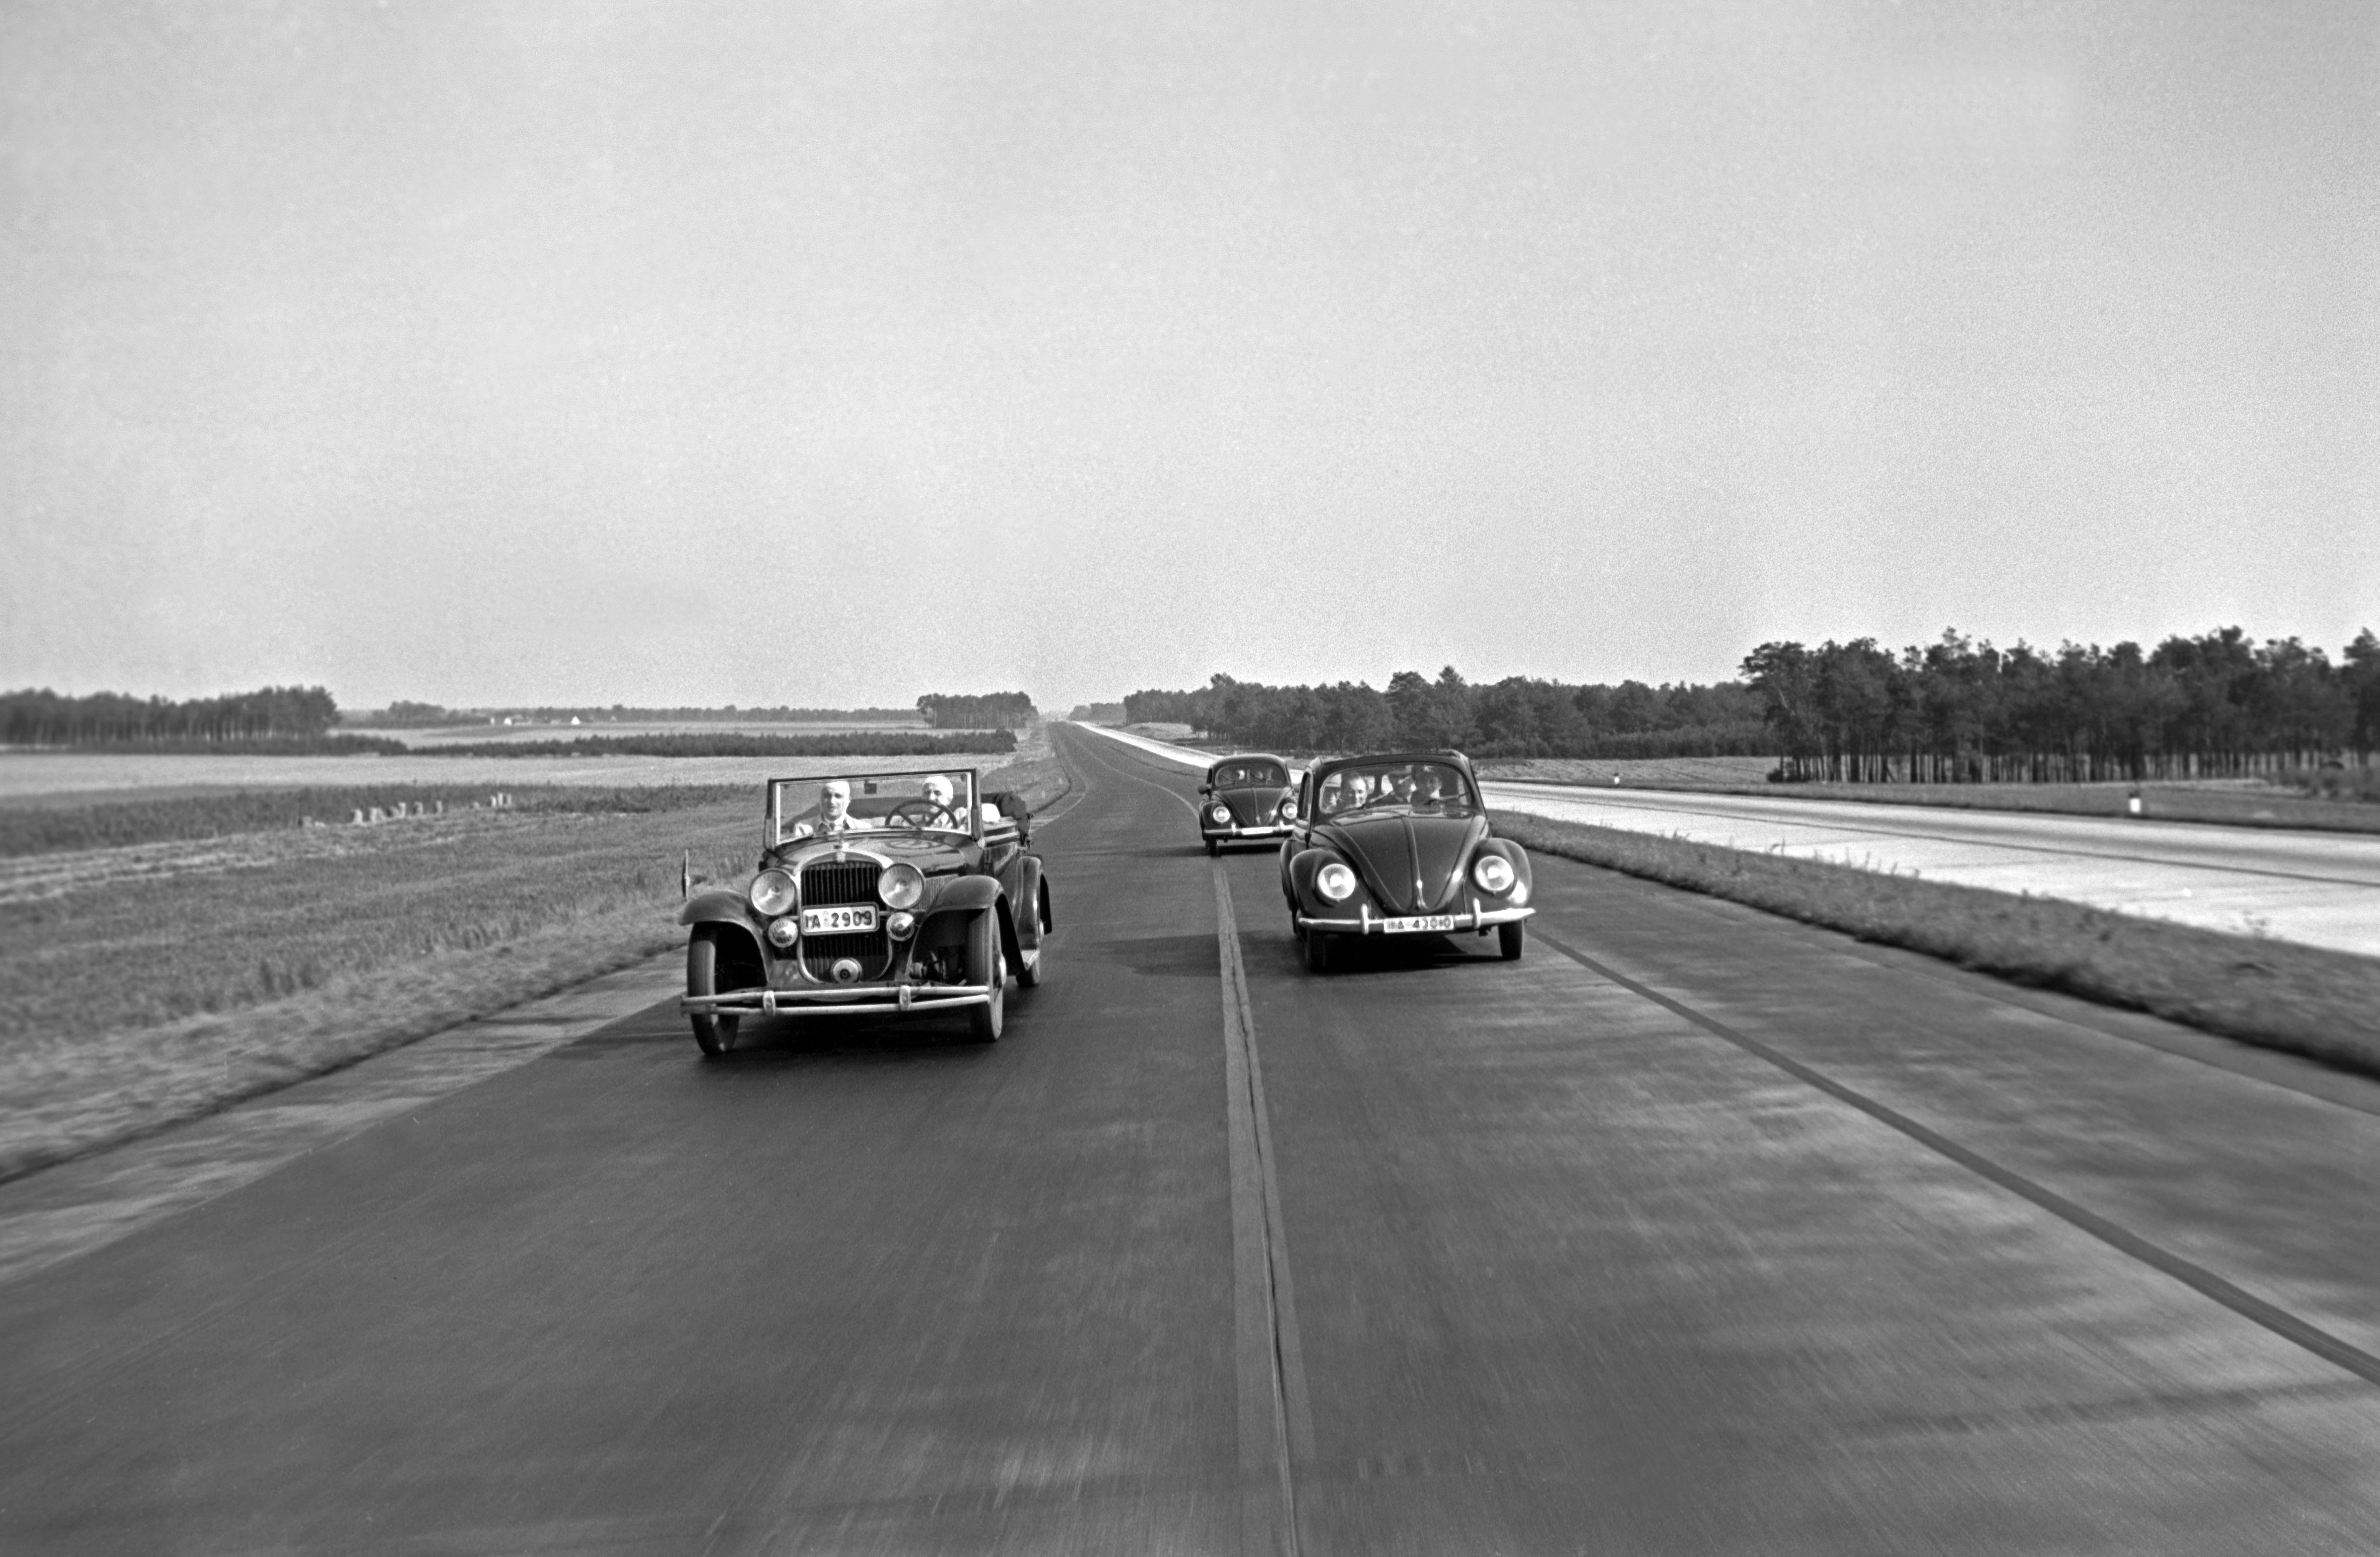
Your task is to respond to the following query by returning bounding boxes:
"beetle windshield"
[1314,761,1478,819]
[1211,760,1288,788]
[770,770,982,845]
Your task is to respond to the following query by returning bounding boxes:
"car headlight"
[1472,855,1515,895]
[1315,861,1357,903]
[1209,803,1232,825]
[1277,795,1297,819]
[766,916,799,948]
[750,868,798,917]
[878,862,924,910]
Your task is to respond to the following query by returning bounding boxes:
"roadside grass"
[1494,811,2380,1078]
[0,741,1075,1182]
[1481,759,2380,836]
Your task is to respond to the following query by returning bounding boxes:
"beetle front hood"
[1214,786,1287,826]
[1315,811,1489,914]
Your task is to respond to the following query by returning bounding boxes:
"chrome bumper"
[681,981,996,1016]
[1294,901,1535,934]
[1204,823,1293,841]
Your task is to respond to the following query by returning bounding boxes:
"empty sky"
[3,0,2373,712]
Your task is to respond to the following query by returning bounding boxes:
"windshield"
[1314,760,1478,818]
[770,770,983,845]
[1211,761,1287,788]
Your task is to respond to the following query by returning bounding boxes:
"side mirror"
[1198,784,1212,795]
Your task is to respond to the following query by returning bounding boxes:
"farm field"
[0,744,1023,803]
[0,732,1071,1182]
[385,718,927,748]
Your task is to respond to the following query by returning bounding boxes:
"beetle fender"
[1287,845,1370,914]
[1471,836,1534,899]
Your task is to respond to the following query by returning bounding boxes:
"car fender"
[995,896,1026,972]
[929,875,1003,918]
[1012,855,1050,942]
[677,891,765,965]
[1287,844,1373,914]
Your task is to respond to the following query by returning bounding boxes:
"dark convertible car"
[1200,753,1298,854]
[1278,751,1533,972]
[676,768,1050,1055]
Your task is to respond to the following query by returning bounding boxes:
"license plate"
[800,905,878,935]
[1379,914,1457,934]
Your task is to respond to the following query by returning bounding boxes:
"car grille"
[804,930,890,981]
[803,860,879,907]
[800,860,889,980]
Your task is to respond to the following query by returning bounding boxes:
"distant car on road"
[677,768,1050,1055]
[1279,751,1533,972]
[1200,753,1299,854]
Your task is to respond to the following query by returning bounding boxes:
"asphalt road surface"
[1083,722,2380,957]
[3,723,2377,1553]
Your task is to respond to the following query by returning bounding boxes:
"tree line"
[1,686,342,747]
[1743,627,2380,783]
[916,692,1038,730]
[1123,670,1767,759]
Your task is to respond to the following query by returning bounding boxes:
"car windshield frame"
[1311,760,1479,820]
[768,768,984,847]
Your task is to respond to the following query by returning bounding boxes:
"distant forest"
[916,692,1038,730]
[1127,626,2380,782]
[1745,628,2380,783]
[1124,671,1766,760]
[2,686,345,746]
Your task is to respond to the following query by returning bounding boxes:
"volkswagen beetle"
[676,768,1051,1055]
[1278,751,1533,972]
[1199,753,1298,854]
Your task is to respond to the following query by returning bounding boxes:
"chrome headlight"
[1209,803,1232,825]
[1315,861,1357,903]
[1277,795,1297,819]
[885,910,916,940]
[750,868,798,917]
[1472,855,1515,895]
[878,862,925,910]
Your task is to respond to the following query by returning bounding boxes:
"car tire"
[1018,942,1043,989]
[1205,838,1219,856]
[685,930,742,1058]
[1303,929,1332,974]
[966,912,1005,1043]
[1498,919,1526,961]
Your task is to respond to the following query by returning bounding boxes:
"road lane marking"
[1537,928,2380,1392]
[1216,855,1312,1554]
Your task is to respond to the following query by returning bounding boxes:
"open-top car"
[677,768,1051,1056]
[1199,753,1298,854]
[1278,751,1533,972]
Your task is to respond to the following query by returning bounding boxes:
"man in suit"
[790,779,874,839]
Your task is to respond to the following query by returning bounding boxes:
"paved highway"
[1085,723,2380,956]
[2,723,2377,1553]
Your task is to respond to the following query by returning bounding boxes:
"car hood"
[1212,784,1289,826]
[770,831,973,873]
[1313,811,1489,914]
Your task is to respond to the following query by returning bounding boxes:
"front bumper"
[681,980,997,1017]
[1293,901,1535,934]
[1203,822,1294,842]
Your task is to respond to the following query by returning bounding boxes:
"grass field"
[1481,758,2380,835]
[0,731,1071,1183]
[1493,811,2380,1078]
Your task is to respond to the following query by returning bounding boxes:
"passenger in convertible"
[791,779,876,838]
[912,775,968,830]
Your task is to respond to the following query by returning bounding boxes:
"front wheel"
[1303,929,1332,973]
[966,912,1006,1043]
[1205,838,1219,857]
[685,930,742,1058]
[1498,919,1526,961]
